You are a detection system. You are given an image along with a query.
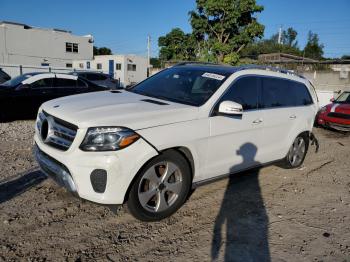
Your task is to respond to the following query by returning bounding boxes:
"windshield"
[1,74,33,87]
[128,67,230,106]
[335,92,350,104]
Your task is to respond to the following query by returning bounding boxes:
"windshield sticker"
[202,72,225,81]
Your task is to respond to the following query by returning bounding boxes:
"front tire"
[127,150,192,221]
[283,134,309,169]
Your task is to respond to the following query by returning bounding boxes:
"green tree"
[158,28,196,61]
[283,27,298,47]
[93,46,112,56]
[241,27,301,59]
[303,31,324,60]
[189,0,264,64]
[150,57,161,68]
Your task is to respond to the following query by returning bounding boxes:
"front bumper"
[317,114,350,131]
[34,128,158,204]
[34,144,77,193]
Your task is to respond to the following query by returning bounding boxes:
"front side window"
[129,67,230,106]
[219,76,259,110]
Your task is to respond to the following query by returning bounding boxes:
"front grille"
[36,111,77,151]
[327,112,350,120]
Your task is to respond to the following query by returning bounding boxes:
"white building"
[73,55,148,87]
[0,21,93,68]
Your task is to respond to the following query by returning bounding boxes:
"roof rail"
[236,64,305,79]
[174,61,224,67]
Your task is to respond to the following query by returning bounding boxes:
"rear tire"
[127,150,192,221]
[282,134,309,169]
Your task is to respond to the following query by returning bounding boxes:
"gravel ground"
[0,120,349,261]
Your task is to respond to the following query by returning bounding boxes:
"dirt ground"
[0,120,349,262]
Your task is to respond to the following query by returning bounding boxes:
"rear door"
[53,76,80,98]
[258,77,311,162]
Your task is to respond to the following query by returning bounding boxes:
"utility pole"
[147,35,151,77]
[278,26,282,44]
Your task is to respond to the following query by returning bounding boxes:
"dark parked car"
[0,68,11,84]
[0,72,109,120]
[70,71,121,89]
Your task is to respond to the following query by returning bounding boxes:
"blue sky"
[1,0,349,58]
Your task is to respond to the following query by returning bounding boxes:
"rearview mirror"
[218,101,243,115]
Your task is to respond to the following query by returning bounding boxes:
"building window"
[127,64,136,71]
[41,63,50,66]
[97,63,102,70]
[79,63,84,69]
[66,63,73,68]
[116,63,122,70]
[66,42,78,53]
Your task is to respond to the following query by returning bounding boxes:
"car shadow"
[211,143,270,262]
[0,169,47,204]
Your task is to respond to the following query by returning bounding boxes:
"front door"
[203,76,264,179]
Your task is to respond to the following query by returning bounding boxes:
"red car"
[317,91,350,131]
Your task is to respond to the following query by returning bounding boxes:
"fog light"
[90,169,107,193]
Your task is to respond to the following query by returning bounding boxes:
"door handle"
[289,115,297,119]
[252,118,263,124]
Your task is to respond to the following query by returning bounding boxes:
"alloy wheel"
[137,161,183,213]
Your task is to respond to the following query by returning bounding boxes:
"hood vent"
[141,99,169,105]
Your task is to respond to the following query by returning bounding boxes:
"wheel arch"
[123,146,195,203]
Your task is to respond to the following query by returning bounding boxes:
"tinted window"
[220,76,259,110]
[261,77,313,108]
[85,74,100,81]
[85,73,107,81]
[77,79,88,87]
[289,81,313,106]
[31,78,53,89]
[54,78,77,87]
[261,78,294,108]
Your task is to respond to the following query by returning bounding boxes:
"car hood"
[329,103,350,114]
[41,90,199,130]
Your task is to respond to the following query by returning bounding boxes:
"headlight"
[80,127,140,151]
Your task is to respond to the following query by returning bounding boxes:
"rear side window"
[289,81,313,106]
[54,78,77,87]
[85,73,107,81]
[220,76,259,110]
[261,77,313,108]
[261,78,294,108]
[31,78,53,89]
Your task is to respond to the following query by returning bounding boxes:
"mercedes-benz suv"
[34,63,318,221]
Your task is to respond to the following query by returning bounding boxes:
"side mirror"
[218,101,243,115]
[330,98,335,102]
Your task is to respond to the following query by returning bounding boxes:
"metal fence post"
[19,65,23,75]
[49,67,51,73]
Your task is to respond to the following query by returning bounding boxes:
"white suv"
[34,63,318,221]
